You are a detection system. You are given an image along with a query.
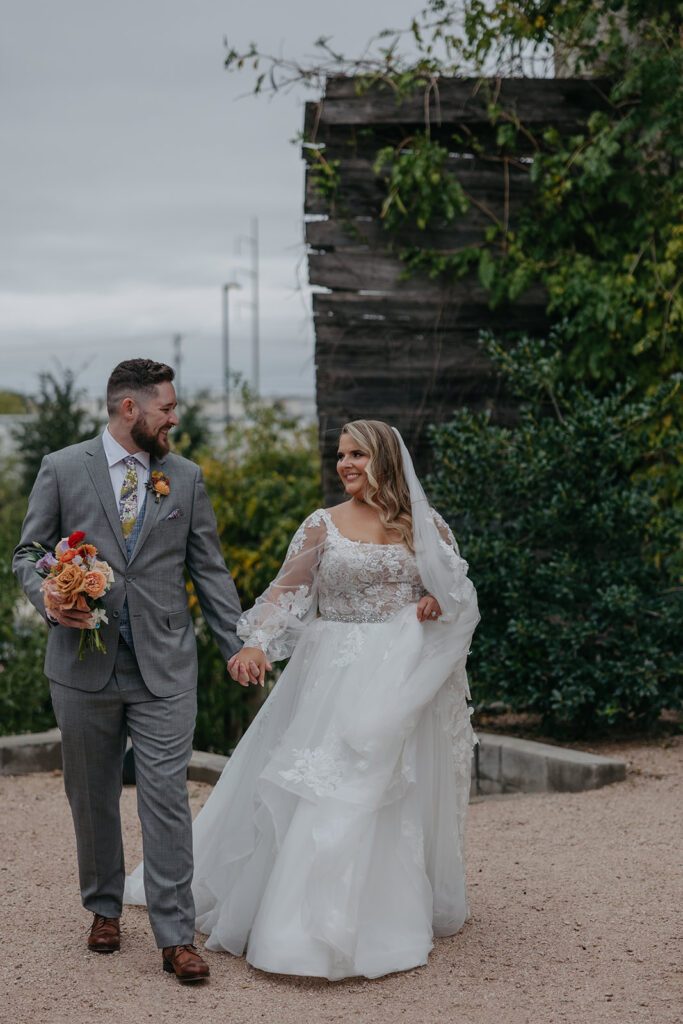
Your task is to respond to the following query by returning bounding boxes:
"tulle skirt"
[125,604,475,980]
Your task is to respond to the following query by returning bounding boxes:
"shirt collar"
[102,426,151,472]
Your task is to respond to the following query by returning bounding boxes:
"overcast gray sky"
[1,0,421,400]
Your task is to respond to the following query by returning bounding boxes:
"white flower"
[95,560,115,586]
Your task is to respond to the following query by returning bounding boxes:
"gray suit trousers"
[50,642,197,947]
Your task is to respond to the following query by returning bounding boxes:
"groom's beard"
[131,414,171,460]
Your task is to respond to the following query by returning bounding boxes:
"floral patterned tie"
[118,456,138,538]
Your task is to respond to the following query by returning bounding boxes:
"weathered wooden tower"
[304,76,607,501]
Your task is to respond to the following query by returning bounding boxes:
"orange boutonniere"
[147,470,170,503]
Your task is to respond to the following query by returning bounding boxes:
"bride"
[125,419,479,980]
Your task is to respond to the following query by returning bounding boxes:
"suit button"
[112,610,120,619]
[125,575,134,582]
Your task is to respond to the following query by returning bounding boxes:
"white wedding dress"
[125,507,479,980]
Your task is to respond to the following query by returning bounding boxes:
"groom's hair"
[107,359,175,415]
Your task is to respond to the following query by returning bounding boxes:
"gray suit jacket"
[12,436,242,696]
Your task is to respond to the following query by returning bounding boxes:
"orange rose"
[42,578,68,613]
[42,580,89,613]
[78,544,98,559]
[53,563,87,599]
[155,480,170,495]
[59,549,77,563]
[83,569,107,599]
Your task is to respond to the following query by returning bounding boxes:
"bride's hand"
[417,595,442,622]
[227,647,272,687]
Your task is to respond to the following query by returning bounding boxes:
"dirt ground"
[0,735,680,1024]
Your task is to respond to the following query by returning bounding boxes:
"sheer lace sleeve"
[236,509,328,661]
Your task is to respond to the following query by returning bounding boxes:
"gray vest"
[119,492,147,646]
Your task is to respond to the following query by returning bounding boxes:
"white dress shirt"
[101,427,151,510]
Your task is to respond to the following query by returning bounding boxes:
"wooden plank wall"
[304,76,608,502]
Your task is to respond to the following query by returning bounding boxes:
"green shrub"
[0,572,52,736]
[0,391,29,414]
[173,392,213,461]
[428,333,682,736]
[12,369,101,495]
[1,367,101,734]
[0,459,52,736]
[191,390,322,752]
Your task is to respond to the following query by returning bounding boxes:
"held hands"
[226,602,440,683]
[417,594,442,622]
[227,647,272,687]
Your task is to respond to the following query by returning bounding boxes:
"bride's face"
[337,434,370,499]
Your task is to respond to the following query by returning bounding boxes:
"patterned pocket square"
[165,508,184,520]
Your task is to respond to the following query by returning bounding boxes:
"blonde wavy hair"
[340,420,414,552]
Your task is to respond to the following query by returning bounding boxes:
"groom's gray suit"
[13,434,242,946]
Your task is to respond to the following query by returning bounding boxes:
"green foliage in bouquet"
[428,332,682,736]
[190,388,322,753]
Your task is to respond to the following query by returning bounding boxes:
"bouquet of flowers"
[27,530,114,659]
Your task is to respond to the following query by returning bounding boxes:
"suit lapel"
[128,455,168,563]
[84,438,129,560]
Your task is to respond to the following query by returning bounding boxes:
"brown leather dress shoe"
[162,944,210,982]
[88,914,121,953]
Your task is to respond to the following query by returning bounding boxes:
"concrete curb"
[0,728,63,775]
[187,749,229,785]
[0,728,625,795]
[473,732,626,795]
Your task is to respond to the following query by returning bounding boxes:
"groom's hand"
[227,648,272,687]
[48,607,96,629]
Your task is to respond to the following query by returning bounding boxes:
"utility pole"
[251,217,259,397]
[237,217,260,396]
[172,333,182,402]
[222,282,241,425]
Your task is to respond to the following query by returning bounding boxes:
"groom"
[13,359,243,983]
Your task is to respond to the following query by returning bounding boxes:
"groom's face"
[131,381,179,459]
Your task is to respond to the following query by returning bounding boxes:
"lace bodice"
[237,507,468,661]
[318,513,425,623]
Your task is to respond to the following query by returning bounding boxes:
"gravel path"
[1,736,680,1024]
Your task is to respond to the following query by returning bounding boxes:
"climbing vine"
[227,0,682,399]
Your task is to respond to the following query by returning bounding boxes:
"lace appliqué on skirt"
[330,623,367,667]
[279,743,344,797]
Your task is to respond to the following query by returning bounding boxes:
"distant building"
[0,393,317,457]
